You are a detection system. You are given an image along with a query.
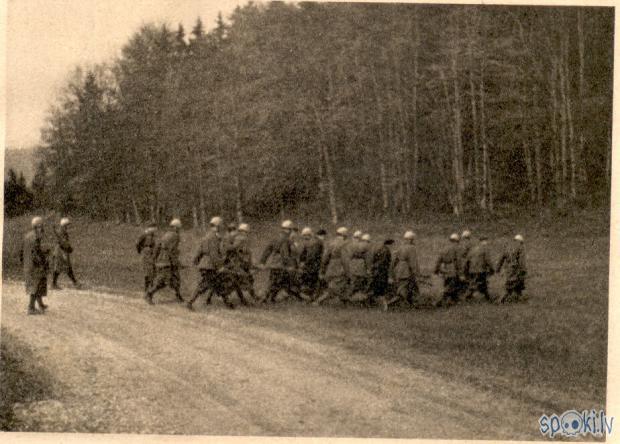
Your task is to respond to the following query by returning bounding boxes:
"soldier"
[464,234,494,302]
[21,217,50,315]
[496,234,527,303]
[313,227,351,306]
[458,229,473,300]
[434,233,461,307]
[346,230,371,302]
[298,227,324,300]
[187,216,232,310]
[221,223,239,268]
[259,220,302,303]
[226,222,256,306]
[51,217,81,289]
[368,238,394,311]
[391,230,420,307]
[145,218,184,305]
[136,223,157,292]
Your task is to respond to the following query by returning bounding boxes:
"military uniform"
[392,242,420,305]
[315,236,350,305]
[299,236,324,298]
[464,242,494,301]
[368,242,392,308]
[496,242,527,302]
[52,226,79,288]
[22,229,50,313]
[136,230,156,292]
[187,229,231,309]
[434,243,461,306]
[458,238,472,298]
[260,232,301,303]
[346,239,371,300]
[226,231,255,305]
[146,229,183,303]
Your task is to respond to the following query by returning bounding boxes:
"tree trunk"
[192,206,199,229]
[380,162,389,213]
[577,9,587,186]
[131,198,141,225]
[235,173,243,223]
[479,59,489,212]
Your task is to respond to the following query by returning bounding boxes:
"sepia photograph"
[1,0,615,441]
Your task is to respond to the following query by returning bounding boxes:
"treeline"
[33,2,613,225]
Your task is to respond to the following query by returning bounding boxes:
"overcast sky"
[5,0,245,149]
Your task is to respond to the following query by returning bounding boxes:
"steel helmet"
[461,230,471,239]
[404,230,415,240]
[31,216,43,228]
[353,230,363,239]
[238,223,250,233]
[361,234,371,242]
[281,220,294,229]
[449,233,459,242]
[336,227,348,236]
[210,216,223,227]
[514,234,524,242]
[60,217,71,227]
[301,227,313,236]
[170,218,182,228]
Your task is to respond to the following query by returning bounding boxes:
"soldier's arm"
[320,246,331,275]
[434,253,443,274]
[259,242,274,265]
[518,249,527,275]
[496,252,506,273]
[136,234,145,254]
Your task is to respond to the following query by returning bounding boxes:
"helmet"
[170,218,182,228]
[281,220,293,229]
[301,227,313,236]
[361,234,371,242]
[404,230,415,240]
[514,234,524,242]
[60,217,71,227]
[145,226,156,234]
[238,223,250,233]
[336,227,348,236]
[353,230,363,239]
[461,230,471,239]
[31,216,43,228]
[449,233,459,242]
[210,216,223,227]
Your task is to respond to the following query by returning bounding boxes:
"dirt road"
[2,281,541,439]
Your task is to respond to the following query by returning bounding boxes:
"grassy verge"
[0,328,54,430]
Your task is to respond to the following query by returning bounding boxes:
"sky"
[4,0,246,149]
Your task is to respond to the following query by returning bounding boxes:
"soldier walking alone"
[21,217,50,315]
[145,218,184,305]
[136,223,157,292]
[51,217,81,289]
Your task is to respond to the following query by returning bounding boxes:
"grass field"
[2,209,610,419]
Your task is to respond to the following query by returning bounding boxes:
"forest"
[31,2,614,225]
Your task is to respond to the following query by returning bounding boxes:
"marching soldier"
[187,216,233,310]
[227,223,256,305]
[21,216,50,314]
[346,230,371,301]
[434,233,461,307]
[458,229,473,299]
[222,223,239,268]
[145,218,184,305]
[496,234,527,303]
[368,238,394,311]
[136,223,157,292]
[51,217,81,289]
[298,227,324,300]
[464,234,494,302]
[313,227,351,306]
[392,230,420,307]
[259,220,303,303]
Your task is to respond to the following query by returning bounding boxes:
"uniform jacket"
[194,229,223,271]
[136,231,156,266]
[154,230,181,268]
[321,236,350,278]
[346,240,371,277]
[260,232,297,269]
[458,240,472,274]
[497,243,527,279]
[434,244,460,278]
[465,242,494,275]
[369,244,392,294]
[299,237,324,274]
[53,227,73,271]
[22,230,49,294]
[230,232,252,273]
[392,242,420,280]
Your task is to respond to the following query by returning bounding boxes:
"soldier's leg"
[395,279,409,305]
[313,277,337,305]
[408,278,419,306]
[263,270,281,303]
[479,274,492,302]
[28,294,38,314]
[67,264,79,286]
[52,271,61,289]
[187,271,212,309]
[170,267,183,302]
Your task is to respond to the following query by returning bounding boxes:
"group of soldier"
[136,216,528,311]
[20,214,527,315]
[21,216,82,315]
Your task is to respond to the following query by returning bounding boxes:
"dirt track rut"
[2,281,538,438]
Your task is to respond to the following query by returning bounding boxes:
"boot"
[37,296,48,312]
[186,301,194,311]
[175,292,184,303]
[51,272,62,290]
[144,293,154,305]
[28,295,39,315]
